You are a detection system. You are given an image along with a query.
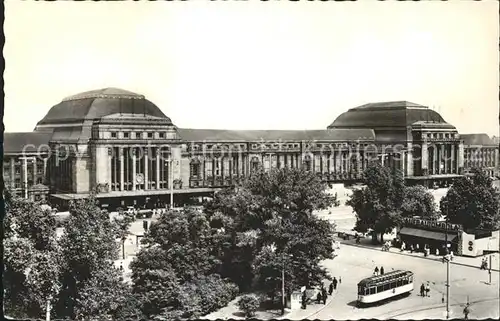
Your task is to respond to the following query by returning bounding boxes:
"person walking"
[339,276,341,285]
[380,266,385,275]
[463,303,471,320]
[425,281,430,297]
[410,244,414,253]
[374,266,379,276]
[329,281,334,295]
[332,277,338,290]
[322,288,327,304]
[316,292,322,304]
[420,283,425,297]
[416,243,420,252]
[301,291,307,309]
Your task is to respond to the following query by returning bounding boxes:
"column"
[33,159,37,185]
[458,143,465,174]
[421,142,428,176]
[132,149,137,191]
[335,150,341,174]
[495,149,499,169]
[400,151,405,176]
[238,154,243,176]
[329,152,335,174]
[156,151,160,189]
[10,158,15,189]
[22,157,28,198]
[442,145,448,174]
[451,144,456,174]
[287,154,292,168]
[433,145,438,175]
[144,151,149,190]
[108,148,112,188]
[119,148,124,191]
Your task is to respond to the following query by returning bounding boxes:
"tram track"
[377,296,499,319]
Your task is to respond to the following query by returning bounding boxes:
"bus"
[357,270,414,305]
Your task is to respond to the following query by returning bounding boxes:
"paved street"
[287,244,499,320]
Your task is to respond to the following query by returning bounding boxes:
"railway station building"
[2,88,499,210]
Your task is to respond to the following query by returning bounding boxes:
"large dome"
[328,101,447,129]
[36,88,171,126]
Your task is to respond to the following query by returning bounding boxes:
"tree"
[55,194,124,320]
[3,189,61,319]
[205,167,338,301]
[440,168,500,230]
[347,163,405,243]
[401,185,437,219]
[130,208,238,318]
[238,294,260,318]
[114,208,136,260]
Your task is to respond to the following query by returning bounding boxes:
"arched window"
[303,155,312,171]
[251,157,260,172]
[190,158,201,178]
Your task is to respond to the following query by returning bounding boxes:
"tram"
[357,270,414,305]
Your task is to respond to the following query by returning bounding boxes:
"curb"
[340,242,500,272]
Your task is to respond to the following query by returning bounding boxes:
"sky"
[4,1,499,136]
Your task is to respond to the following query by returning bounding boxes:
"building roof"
[328,101,448,129]
[461,133,497,147]
[3,132,52,154]
[36,88,171,126]
[177,128,375,142]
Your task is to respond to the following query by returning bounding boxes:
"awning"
[399,227,457,242]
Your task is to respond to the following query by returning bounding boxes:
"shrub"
[237,294,260,318]
[192,274,239,314]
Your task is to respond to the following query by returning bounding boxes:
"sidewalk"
[338,237,500,272]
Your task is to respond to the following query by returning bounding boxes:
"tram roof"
[357,270,413,287]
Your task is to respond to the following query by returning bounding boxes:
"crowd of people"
[301,277,342,309]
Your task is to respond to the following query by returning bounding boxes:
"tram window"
[391,281,397,289]
[383,283,390,291]
[377,285,383,293]
[397,279,403,287]
[370,287,375,295]
[409,276,413,283]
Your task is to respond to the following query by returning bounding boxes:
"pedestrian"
[119,263,123,271]
[322,288,327,304]
[380,266,385,275]
[374,266,379,276]
[339,276,341,284]
[401,241,406,252]
[301,291,307,309]
[425,281,430,297]
[450,251,454,261]
[436,248,440,256]
[463,303,470,320]
[410,244,414,253]
[329,281,334,295]
[316,292,322,304]
[416,243,420,252]
[420,283,425,297]
[333,277,338,290]
[143,219,148,232]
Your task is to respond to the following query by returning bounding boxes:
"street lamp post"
[443,210,450,320]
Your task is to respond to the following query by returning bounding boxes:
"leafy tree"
[238,294,260,318]
[347,163,405,243]
[3,190,61,319]
[440,168,500,230]
[130,208,238,318]
[55,194,124,320]
[401,185,437,219]
[205,167,337,301]
[114,208,136,260]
